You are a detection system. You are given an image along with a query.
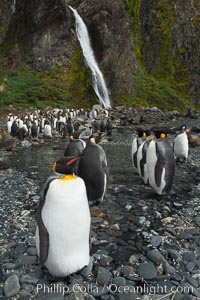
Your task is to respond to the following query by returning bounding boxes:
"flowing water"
[69,6,111,109]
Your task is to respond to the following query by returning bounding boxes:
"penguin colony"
[131,125,190,195]
[2,107,199,278]
[4,107,112,141]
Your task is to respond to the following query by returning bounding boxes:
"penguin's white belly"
[44,125,52,137]
[39,177,90,277]
[137,142,144,177]
[7,121,12,133]
[174,133,188,159]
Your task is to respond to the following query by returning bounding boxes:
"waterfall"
[12,0,16,13]
[69,6,111,109]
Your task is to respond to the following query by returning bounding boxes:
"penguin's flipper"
[36,209,49,264]
[36,176,59,264]
[154,151,165,188]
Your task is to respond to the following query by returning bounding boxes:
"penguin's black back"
[155,140,175,194]
[78,141,108,202]
[64,139,85,157]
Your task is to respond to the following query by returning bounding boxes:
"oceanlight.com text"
[36,282,193,296]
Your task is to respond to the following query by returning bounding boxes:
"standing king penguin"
[147,139,175,195]
[35,156,91,277]
[131,129,147,174]
[78,136,109,204]
[173,125,189,162]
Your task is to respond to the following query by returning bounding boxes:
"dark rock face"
[1,0,137,99]
[3,0,73,70]
[140,0,200,102]
[75,0,137,99]
[0,0,200,104]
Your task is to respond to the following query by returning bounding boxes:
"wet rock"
[26,237,36,247]
[120,266,134,276]
[194,216,200,226]
[21,283,34,293]
[37,293,64,300]
[134,216,146,226]
[67,292,85,300]
[168,249,182,263]
[26,247,37,256]
[184,261,195,272]
[117,287,138,300]
[4,274,20,297]
[182,251,197,263]
[112,276,126,287]
[140,296,150,300]
[13,244,26,259]
[186,275,198,288]
[177,232,193,240]
[129,255,139,265]
[96,267,112,285]
[2,262,18,270]
[150,236,163,247]
[79,257,93,277]
[173,202,183,208]
[20,275,39,285]
[137,262,157,280]
[91,285,109,297]
[21,210,30,217]
[17,255,37,266]
[147,249,176,274]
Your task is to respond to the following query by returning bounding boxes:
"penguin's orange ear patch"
[160,133,166,138]
[52,162,56,172]
[66,156,80,166]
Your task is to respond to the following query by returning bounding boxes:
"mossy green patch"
[68,44,97,108]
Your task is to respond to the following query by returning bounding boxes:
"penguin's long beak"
[66,156,80,165]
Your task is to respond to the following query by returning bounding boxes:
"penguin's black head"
[143,130,151,137]
[89,132,107,144]
[53,156,80,174]
[180,124,187,132]
[134,127,145,137]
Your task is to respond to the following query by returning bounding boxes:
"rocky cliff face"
[0,0,199,109]
[139,0,200,105]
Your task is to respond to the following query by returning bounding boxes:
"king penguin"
[173,124,189,162]
[78,135,109,204]
[137,138,152,184]
[131,130,147,174]
[35,156,91,277]
[64,135,86,157]
[147,139,175,195]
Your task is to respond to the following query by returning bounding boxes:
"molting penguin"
[147,139,175,195]
[78,136,109,204]
[35,156,91,277]
[173,124,189,162]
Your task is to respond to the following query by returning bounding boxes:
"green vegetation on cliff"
[0,67,72,108]
[127,0,198,112]
[0,41,99,109]
[0,1,199,111]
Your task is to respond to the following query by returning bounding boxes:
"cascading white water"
[69,6,111,109]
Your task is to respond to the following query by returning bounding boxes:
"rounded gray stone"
[137,262,157,280]
[4,274,20,297]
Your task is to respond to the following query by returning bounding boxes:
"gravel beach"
[0,108,200,300]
